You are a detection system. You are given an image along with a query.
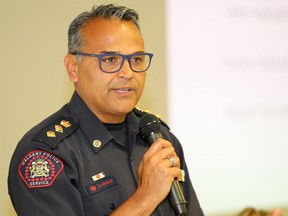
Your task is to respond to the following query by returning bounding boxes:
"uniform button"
[93,140,102,148]
[110,203,115,210]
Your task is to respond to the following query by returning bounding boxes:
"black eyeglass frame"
[71,51,154,73]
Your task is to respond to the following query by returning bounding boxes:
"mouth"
[114,87,134,93]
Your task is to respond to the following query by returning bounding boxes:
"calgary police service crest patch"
[18,150,64,188]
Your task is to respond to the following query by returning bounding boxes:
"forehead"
[81,17,144,51]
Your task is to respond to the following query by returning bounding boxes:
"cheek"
[78,63,102,85]
[137,73,146,94]
[88,73,115,98]
[76,69,103,94]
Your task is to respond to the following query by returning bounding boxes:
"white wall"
[167,0,288,214]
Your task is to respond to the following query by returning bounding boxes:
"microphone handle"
[146,132,187,216]
[170,180,187,216]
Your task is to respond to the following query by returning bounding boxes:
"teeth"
[116,88,130,93]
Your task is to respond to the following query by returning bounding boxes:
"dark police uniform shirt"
[8,92,204,216]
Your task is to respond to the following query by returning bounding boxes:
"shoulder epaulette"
[133,107,170,129]
[33,116,79,149]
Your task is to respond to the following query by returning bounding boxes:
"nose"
[117,58,135,79]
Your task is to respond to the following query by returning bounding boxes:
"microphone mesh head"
[139,114,161,138]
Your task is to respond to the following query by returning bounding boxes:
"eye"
[131,55,145,63]
[101,55,119,64]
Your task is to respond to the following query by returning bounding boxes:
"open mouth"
[115,88,133,93]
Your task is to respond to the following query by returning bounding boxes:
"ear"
[64,54,79,83]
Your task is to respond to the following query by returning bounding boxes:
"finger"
[170,167,183,182]
[166,156,180,168]
[148,138,174,153]
[145,139,176,162]
[158,146,177,161]
[167,157,175,168]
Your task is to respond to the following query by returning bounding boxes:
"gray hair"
[68,4,140,57]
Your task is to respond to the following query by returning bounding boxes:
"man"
[8,4,204,215]
[8,4,282,216]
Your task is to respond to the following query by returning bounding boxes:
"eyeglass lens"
[100,54,151,73]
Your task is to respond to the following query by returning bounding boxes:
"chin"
[113,104,135,115]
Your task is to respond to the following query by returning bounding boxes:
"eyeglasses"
[71,51,153,73]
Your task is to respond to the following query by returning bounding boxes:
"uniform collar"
[67,92,141,153]
[68,92,113,153]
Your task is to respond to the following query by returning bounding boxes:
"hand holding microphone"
[139,114,187,216]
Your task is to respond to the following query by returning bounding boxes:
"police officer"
[8,4,204,215]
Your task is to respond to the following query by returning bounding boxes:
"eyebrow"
[100,51,118,54]
[99,50,145,54]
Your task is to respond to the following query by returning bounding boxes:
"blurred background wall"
[1,0,287,215]
[0,1,166,215]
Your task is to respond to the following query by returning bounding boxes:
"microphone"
[139,114,187,216]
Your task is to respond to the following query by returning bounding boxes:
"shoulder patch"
[133,107,170,129]
[33,116,79,149]
[18,150,64,188]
